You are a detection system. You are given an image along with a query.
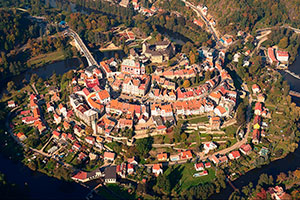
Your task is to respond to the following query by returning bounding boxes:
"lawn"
[27,49,65,68]
[97,184,136,200]
[179,115,209,124]
[222,124,239,136]
[165,162,216,192]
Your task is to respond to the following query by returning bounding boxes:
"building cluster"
[131,0,159,17]
[251,84,270,144]
[267,47,289,68]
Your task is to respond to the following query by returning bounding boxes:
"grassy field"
[97,184,136,200]
[27,49,65,68]
[179,115,209,124]
[165,163,216,192]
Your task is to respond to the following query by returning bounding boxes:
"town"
[2,0,300,199]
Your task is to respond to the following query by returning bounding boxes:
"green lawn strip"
[165,163,216,193]
[27,49,65,67]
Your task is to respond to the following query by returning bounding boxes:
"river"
[0,155,90,199]
[211,54,300,199]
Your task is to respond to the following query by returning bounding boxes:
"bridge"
[66,28,102,70]
[289,90,300,98]
[284,70,300,80]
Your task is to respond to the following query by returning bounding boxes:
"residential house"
[203,142,217,154]
[252,129,260,144]
[254,102,263,116]
[104,152,115,162]
[239,144,252,155]
[180,150,193,160]
[210,116,221,130]
[157,153,168,162]
[121,59,145,75]
[127,164,134,174]
[47,102,55,112]
[7,100,16,108]
[194,163,204,171]
[17,132,27,141]
[53,130,60,139]
[252,84,261,94]
[105,166,117,183]
[214,105,227,117]
[152,164,163,176]
[71,169,102,183]
[59,104,67,117]
[54,114,62,124]
[276,50,289,62]
[85,136,95,145]
[228,151,241,160]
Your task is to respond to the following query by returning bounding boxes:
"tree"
[276,172,287,183]
[181,132,187,141]
[278,37,288,49]
[182,79,191,88]
[136,137,153,157]
[236,102,246,126]
[7,81,16,92]
[189,51,197,64]
[30,74,38,84]
[85,126,93,135]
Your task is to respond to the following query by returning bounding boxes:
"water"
[0,155,90,199]
[211,53,300,199]
[11,58,82,83]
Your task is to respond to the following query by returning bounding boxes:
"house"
[63,121,70,130]
[127,164,134,174]
[218,155,228,164]
[204,162,211,168]
[72,143,81,151]
[17,132,27,141]
[252,129,260,144]
[7,100,16,108]
[267,47,278,64]
[152,163,163,176]
[228,151,241,160]
[180,150,193,160]
[268,186,287,200]
[157,153,168,162]
[203,142,217,154]
[170,154,180,162]
[96,90,111,104]
[210,116,221,130]
[47,102,55,112]
[276,50,289,62]
[193,18,204,27]
[210,155,220,165]
[117,163,127,178]
[121,59,145,75]
[71,169,102,183]
[85,136,95,145]
[59,104,67,117]
[74,125,84,137]
[214,105,227,117]
[78,152,88,161]
[54,114,62,124]
[252,84,261,94]
[53,130,60,139]
[194,163,204,171]
[127,157,138,165]
[105,166,117,183]
[104,152,115,162]
[254,102,263,116]
[239,144,252,155]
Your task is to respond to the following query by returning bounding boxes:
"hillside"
[190,0,300,34]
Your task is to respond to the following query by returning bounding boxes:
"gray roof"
[105,166,116,179]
